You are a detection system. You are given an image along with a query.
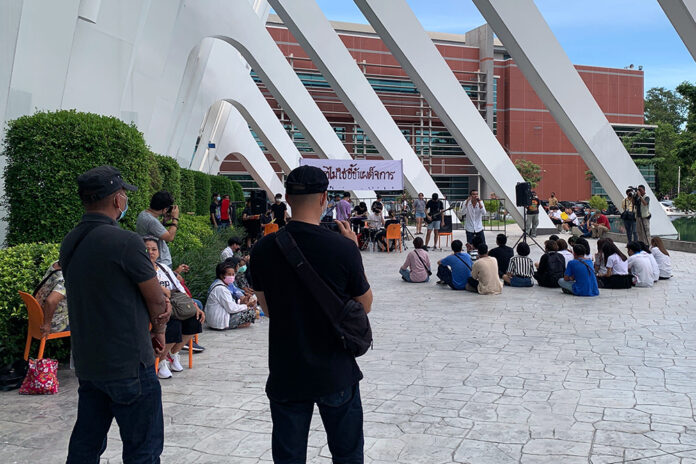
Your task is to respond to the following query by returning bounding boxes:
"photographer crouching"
[250,166,373,463]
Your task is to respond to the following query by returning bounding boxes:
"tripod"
[513,208,544,252]
[399,213,414,249]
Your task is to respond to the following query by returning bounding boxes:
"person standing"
[270,193,290,227]
[220,194,231,229]
[526,192,540,237]
[548,192,559,208]
[413,193,426,235]
[210,193,221,230]
[336,192,352,221]
[463,189,486,245]
[621,188,638,243]
[61,166,170,463]
[425,193,444,250]
[250,166,373,463]
[635,184,651,245]
[136,190,179,268]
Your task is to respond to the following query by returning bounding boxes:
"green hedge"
[168,215,213,259]
[192,171,212,216]
[2,110,152,245]
[180,169,197,214]
[0,243,64,365]
[155,154,182,204]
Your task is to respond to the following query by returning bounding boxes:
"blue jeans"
[558,278,575,294]
[623,219,637,243]
[268,383,364,464]
[509,276,533,287]
[400,268,429,283]
[66,364,163,464]
[465,230,486,245]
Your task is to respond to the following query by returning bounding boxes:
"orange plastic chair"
[439,231,453,247]
[264,223,279,236]
[385,224,403,253]
[18,291,70,361]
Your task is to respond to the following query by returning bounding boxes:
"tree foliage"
[644,87,688,128]
[674,193,696,212]
[589,195,608,212]
[514,159,542,188]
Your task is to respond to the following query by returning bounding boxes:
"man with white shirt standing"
[463,190,486,245]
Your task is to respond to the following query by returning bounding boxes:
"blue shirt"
[440,253,473,290]
[565,258,599,296]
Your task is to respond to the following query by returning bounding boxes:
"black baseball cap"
[285,166,329,195]
[77,165,137,201]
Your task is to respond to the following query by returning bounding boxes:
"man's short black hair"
[572,244,587,256]
[549,234,559,241]
[432,193,439,200]
[413,237,424,249]
[376,193,382,199]
[638,184,645,190]
[496,233,507,245]
[228,237,241,247]
[150,190,174,210]
[452,240,463,253]
[627,241,642,253]
[477,244,488,255]
[343,192,351,198]
[275,193,282,199]
[516,242,530,257]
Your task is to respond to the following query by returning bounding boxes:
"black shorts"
[165,316,202,344]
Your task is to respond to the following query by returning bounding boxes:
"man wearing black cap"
[60,166,170,463]
[251,165,373,463]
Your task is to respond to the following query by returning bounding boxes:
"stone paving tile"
[2,229,696,463]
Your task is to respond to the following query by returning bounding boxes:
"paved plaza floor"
[3,229,696,463]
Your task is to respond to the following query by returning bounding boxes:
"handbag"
[275,229,373,357]
[157,264,198,320]
[19,358,59,395]
[620,210,635,221]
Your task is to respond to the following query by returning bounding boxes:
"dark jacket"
[534,252,566,287]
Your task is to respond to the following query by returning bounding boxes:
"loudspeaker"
[515,182,532,207]
[440,215,453,233]
[249,190,267,215]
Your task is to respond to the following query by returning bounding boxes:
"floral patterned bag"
[19,358,59,395]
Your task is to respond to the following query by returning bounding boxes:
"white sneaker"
[169,352,183,372]
[157,359,172,379]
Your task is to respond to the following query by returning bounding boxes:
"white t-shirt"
[645,252,660,282]
[155,263,186,293]
[628,253,653,287]
[606,253,629,275]
[568,213,579,226]
[463,200,486,233]
[220,246,235,262]
[559,250,573,268]
[367,212,384,229]
[651,247,672,278]
[551,210,562,219]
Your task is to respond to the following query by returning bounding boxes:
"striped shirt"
[507,255,535,278]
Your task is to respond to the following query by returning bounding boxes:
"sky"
[302,0,695,93]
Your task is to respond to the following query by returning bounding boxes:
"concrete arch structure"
[659,0,696,61]
[354,0,553,229]
[471,0,677,237]
[268,0,442,200]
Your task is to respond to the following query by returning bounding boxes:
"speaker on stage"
[515,182,532,207]
[440,215,453,233]
[249,190,267,215]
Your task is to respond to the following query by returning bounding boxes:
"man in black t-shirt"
[209,193,221,229]
[425,193,444,249]
[488,233,515,278]
[251,166,373,463]
[270,193,289,227]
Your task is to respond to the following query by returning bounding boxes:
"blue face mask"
[118,196,129,221]
[217,196,221,201]
[238,265,247,273]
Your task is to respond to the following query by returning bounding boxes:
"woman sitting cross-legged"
[206,262,257,330]
[650,237,672,280]
[533,240,566,288]
[503,242,534,287]
[144,236,204,379]
[399,237,431,283]
[596,241,632,289]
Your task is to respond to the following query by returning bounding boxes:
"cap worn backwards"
[285,165,329,195]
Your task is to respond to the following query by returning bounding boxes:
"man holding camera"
[136,191,187,273]
[251,166,373,463]
[463,189,486,245]
[634,185,651,245]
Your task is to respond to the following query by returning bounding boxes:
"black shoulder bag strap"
[453,253,472,271]
[414,249,432,275]
[59,223,108,276]
[32,269,60,297]
[274,229,343,328]
[155,263,180,292]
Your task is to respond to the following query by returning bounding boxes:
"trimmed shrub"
[0,243,64,365]
[589,195,608,212]
[2,110,153,245]
[154,154,182,204]
[168,215,213,259]
[192,171,212,216]
[180,169,197,214]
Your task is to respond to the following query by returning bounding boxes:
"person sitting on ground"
[639,241,660,283]
[549,234,559,242]
[205,262,257,329]
[436,240,472,290]
[572,236,593,262]
[34,261,69,336]
[596,241,632,289]
[591,210,611,238]
[144,237,204,379]
[233,254,252,289]
[503,242,535,287]
[558,244,599,296]
[556,238,573,268]
[465,244,503,295]
[399,237,431,283]
[223,256,258,307]
[626,241,655,287]
[650,237,672,279]
[534,240,566,288]
[488,233,514,278]
[220,236,242,262]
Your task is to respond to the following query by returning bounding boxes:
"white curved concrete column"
[659,0,696,61]
[269,0,442,200]
[354,0,553,230]
[196,101,285,197]
[472,0,678,237]
[169,40,301,175]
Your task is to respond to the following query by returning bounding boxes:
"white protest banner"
[299,159,403,191]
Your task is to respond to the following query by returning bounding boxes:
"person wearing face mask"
[60,166,171,462]
[590,209,611,238]
[271,193,290,227]
[205,262,257,330]
[210,193,222,230]
[621,188,638,243]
